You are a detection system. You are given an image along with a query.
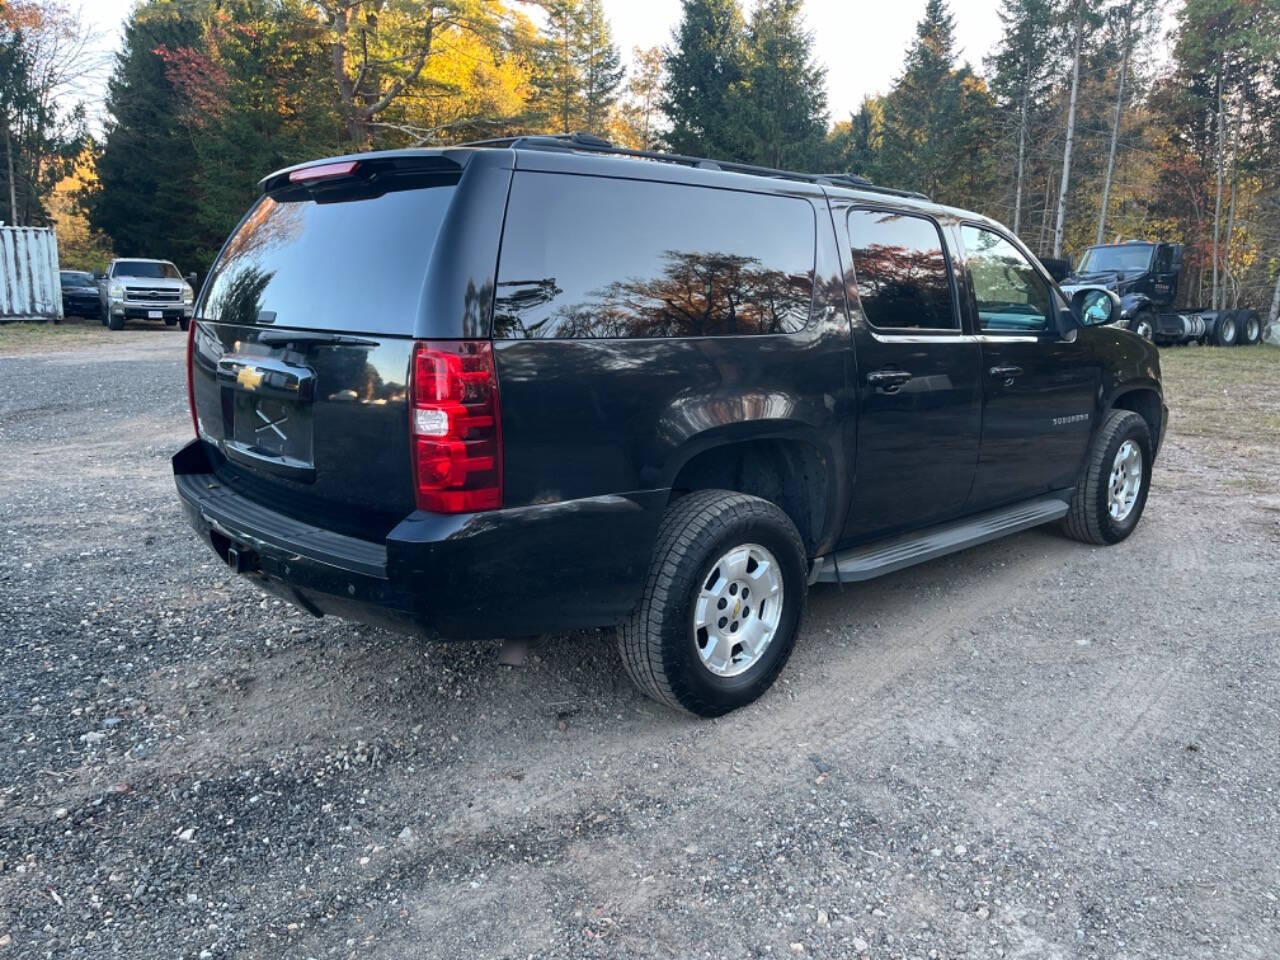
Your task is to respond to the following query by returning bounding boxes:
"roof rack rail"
[459,132,930,202]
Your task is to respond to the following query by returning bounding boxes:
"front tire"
[1130,309,1155,341]
[1062,410,1152,546]
[107,313,124,331]
[618,490,808,717]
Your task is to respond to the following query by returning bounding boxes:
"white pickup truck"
[95,258,197,331]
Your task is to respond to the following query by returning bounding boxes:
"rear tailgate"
[188,155,463,540]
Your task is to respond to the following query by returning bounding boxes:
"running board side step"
[811,496,1071,584]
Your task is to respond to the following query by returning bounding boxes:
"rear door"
[958,223,1098,508]
[189,157,464,540]
[838,207,982,542]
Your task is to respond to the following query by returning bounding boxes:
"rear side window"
[199,182,456,334]
[846,209,956,330]
[493,173,816,339]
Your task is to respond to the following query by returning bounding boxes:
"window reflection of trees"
[493,249,813,339]
[851,242,952,329]
[202,198,302,324]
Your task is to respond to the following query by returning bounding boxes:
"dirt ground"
[1,321,1278,960]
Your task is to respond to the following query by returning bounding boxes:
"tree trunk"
[1210,72,1226,310]
[1268,269,1280,332]
[1097,17,1130,245]
[1222,109,1241,307]
[1012,79,1029,234]
[1053,0,1084,259]
[1038,170,1054,255]
[4,123,16,227]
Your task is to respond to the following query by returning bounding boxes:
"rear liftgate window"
[199,160,460,335]
[493,173,817,338]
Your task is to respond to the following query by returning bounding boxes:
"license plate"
[148,309,162,319]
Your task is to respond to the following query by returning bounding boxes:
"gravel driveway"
[2,327,1278,959]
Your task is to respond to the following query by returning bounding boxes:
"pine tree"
[89,3,205,268]
[876,0,992,204]
[661,0,747,159]
[986,0,1056,234]
[579,0,624,134]
[737,0,828,170]
[824,96,882,176]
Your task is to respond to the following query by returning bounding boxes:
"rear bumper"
[172,440,665,639]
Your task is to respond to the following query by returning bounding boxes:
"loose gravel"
[2,327,1278,959]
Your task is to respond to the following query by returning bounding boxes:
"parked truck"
[1058,240,1265,347]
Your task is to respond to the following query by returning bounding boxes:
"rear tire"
[1239,310,1261,346]
[1211,311,1239,346]
[618,490,808,717]
[1061,410,1152,546]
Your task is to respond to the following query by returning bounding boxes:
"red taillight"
[288,160,359,184]
[186,318,199,437]
[409,340,502,513]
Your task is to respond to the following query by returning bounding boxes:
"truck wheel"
[1061,410,1152,546]
[99,303,109,326]
[1211,311,1238,346]
[618,489,808,717]
[1239,310,1261,346]
[107,313,124,331]
[1130,310,1155,341]
[179,317,190,332]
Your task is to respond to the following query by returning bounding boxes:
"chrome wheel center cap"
[692,543,785,678]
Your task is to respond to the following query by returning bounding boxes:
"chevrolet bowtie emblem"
[236,365,264,391]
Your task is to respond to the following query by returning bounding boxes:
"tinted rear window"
[493,173,816,339]
[847,209,956,330]
[199,184,456,334]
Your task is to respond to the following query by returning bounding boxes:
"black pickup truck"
[174,135,1166,716]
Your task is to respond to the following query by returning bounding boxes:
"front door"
[840,207,982,542]
[958,224,1099,508]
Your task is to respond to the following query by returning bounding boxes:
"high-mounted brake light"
[409,341,503,513]
[288,160,359,184]
[185,318,199,438]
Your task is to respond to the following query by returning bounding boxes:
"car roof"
[261,138,979,221]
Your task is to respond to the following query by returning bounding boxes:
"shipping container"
[0,225,62,321]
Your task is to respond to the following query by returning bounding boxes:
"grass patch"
[1160,343,1280,488]
[0,320,112,355]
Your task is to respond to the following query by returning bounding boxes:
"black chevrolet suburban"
[174,134,1166,717]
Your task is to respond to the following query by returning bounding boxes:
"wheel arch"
[666,432,838,557]
[1120,292,1153,320]
[1108,385,1164,453]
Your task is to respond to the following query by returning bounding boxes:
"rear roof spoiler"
[259,150,469,194]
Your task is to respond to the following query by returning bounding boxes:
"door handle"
[989,365,1023,379]
[867,369,913,392]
